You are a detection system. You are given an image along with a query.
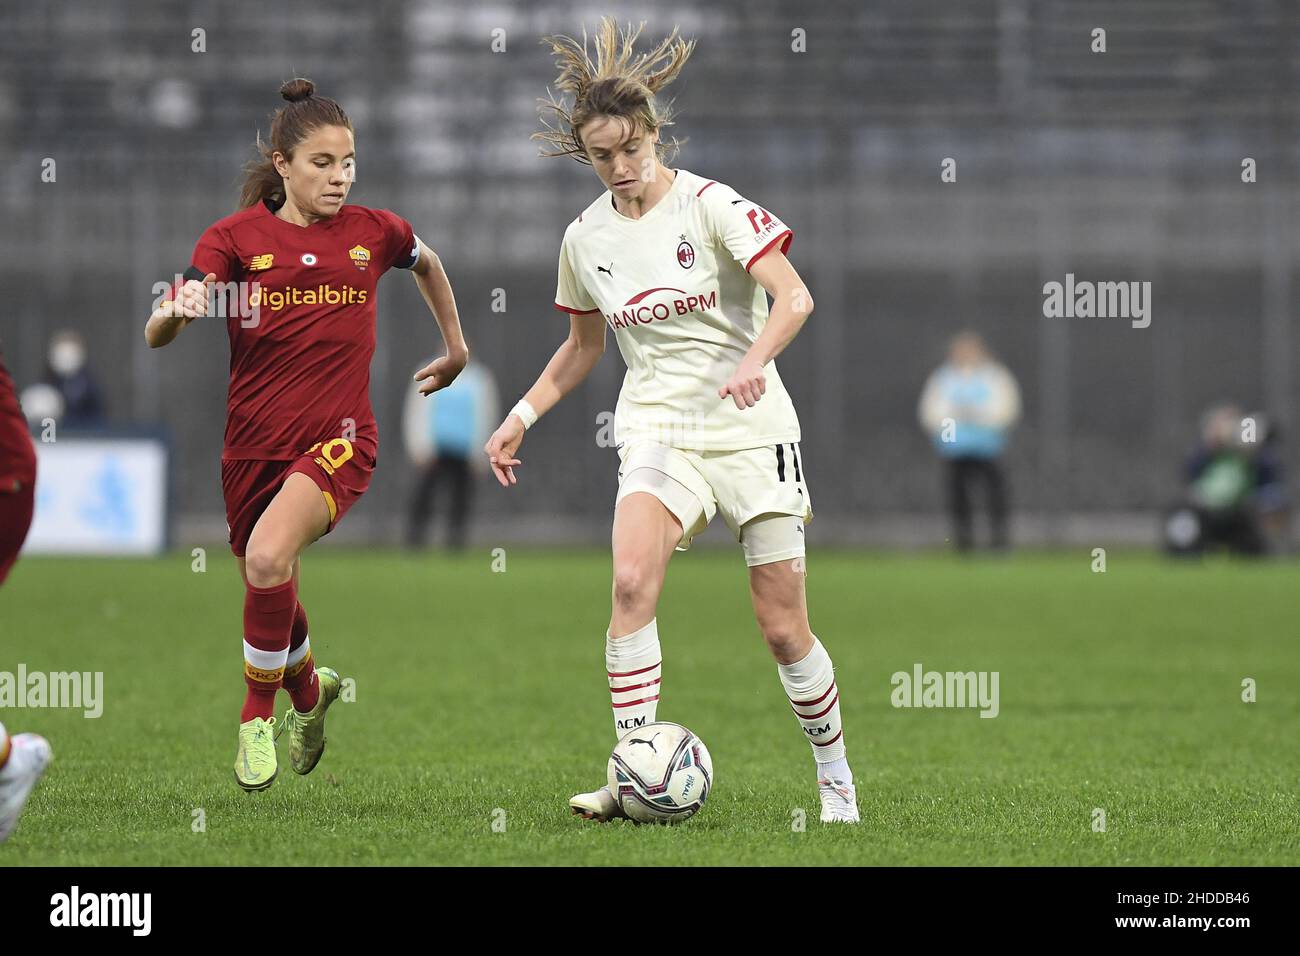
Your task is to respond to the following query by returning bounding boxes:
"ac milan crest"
[676,237,695,269]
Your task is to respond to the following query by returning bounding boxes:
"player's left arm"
[718,250,814,410]
[409,237,470,396]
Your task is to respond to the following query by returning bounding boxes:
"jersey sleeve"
[701,184,794,272]
[189,222,239,284]
[374,208,419,271]
[554,233,599,315]
[167,222,238,303]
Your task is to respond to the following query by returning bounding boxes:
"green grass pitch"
[1,549,1296,866]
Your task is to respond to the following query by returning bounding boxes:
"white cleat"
[817,775,860,823]
[0,733,52,843]
[569,784,628,822]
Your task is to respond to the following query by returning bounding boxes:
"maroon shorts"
[0,477,36,586]
[222,438,376,557]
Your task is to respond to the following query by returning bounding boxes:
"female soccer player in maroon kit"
[0,348,36,588]
[0,345,53,839]
[145,79,467,791]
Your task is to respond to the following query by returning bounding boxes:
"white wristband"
[510,399,539,430]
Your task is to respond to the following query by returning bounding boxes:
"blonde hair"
[534,17,696,165]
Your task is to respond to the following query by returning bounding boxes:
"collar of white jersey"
[606,168,690,225]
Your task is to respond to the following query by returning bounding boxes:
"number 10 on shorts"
[306,438,354,476]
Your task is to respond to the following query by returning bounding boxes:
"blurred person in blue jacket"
[42,330,105,428]
[402,356,500,551]
[918,332,1022,551]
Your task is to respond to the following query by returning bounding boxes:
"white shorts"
[615,441,813,567]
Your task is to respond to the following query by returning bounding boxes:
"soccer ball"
[607,721,713,824]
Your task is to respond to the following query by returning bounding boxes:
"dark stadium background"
[1,0,1296,550]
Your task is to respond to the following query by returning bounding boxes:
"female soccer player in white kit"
[484,19,858,823]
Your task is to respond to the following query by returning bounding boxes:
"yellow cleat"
[276,666,341,775]
[234,716,278,792]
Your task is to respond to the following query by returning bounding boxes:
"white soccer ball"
[607,721,713,824]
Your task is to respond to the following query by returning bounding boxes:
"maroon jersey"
[0,351,36,492]
[188,201,417,461]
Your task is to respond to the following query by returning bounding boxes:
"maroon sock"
[282,601,320,714]
[241,579,296,723]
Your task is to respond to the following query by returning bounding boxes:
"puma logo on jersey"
[730,199,744,205]
[597,263,614,276]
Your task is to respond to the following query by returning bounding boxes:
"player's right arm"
[145,221,236,349]
[484,310,605,488]
[144,272,217,348]
[485,230,605,487]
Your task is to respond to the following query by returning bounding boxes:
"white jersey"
[555,168,803,451]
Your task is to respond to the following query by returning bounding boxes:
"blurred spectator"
[1163,404,1288,556]
[42,330,104,427]
[402,357,499,551]
[17,383,63,428]
[918,331,1022,551]
[1247,411,1291,549]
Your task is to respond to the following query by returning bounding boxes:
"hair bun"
[280,78,315,103]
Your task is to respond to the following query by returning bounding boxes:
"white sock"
[607,618,662,738]
[776,636,849,777]
[818,756,852,784]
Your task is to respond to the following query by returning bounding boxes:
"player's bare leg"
[234,473,331,792]
[571,491,682,822]
[237,554,300,588]
[749,548,859,823]
[244,473,330,588]
[608,491,681,636]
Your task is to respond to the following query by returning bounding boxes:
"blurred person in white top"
[918,331,1022,551]
[483,18,859,823]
